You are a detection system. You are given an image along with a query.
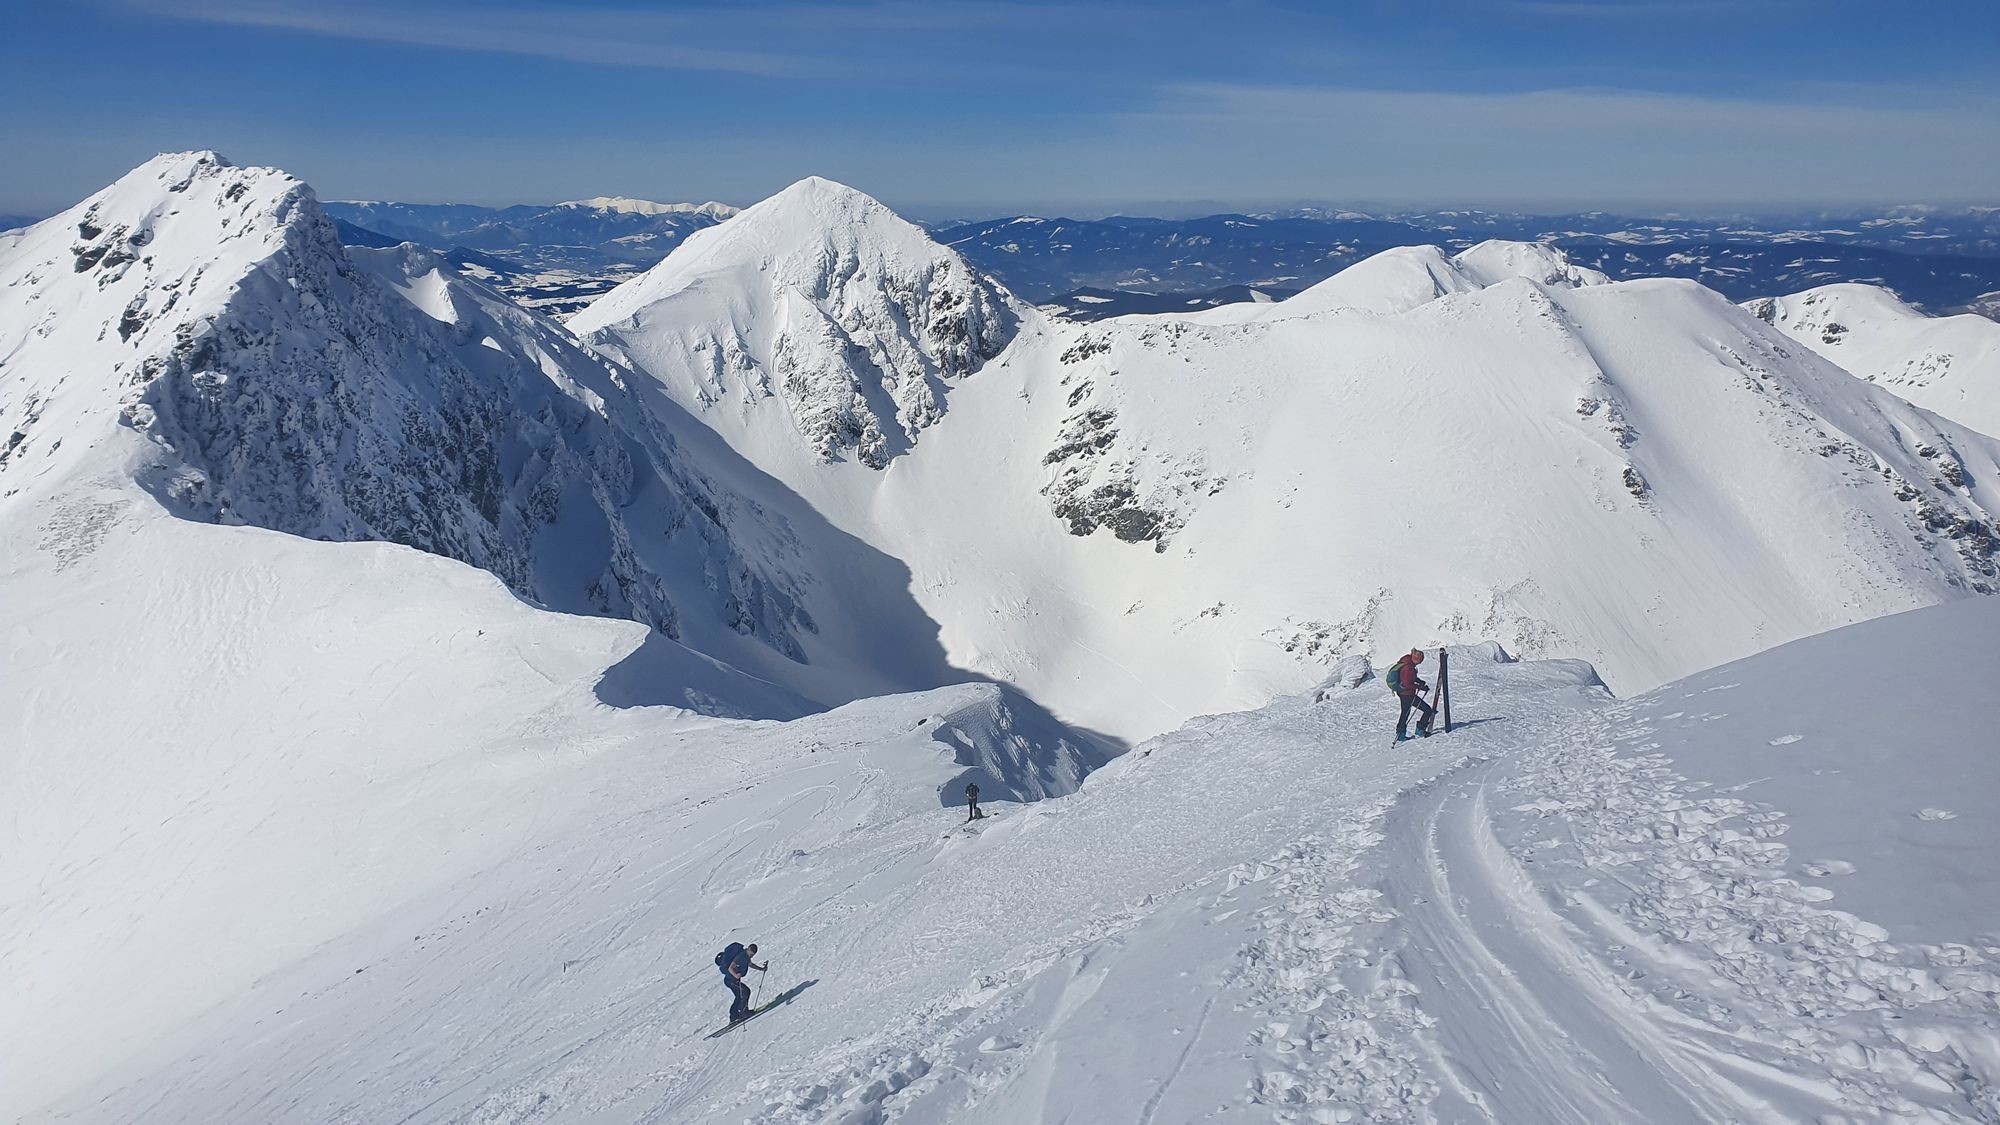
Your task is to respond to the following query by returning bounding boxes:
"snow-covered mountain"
[0,156,1108,1117]
[26,595,2000,1122]
[578,193,2000,740]
[1747,282,2000,437]
[1187,239,1608,323]
[12,155,2000,1123]
[573,177,1017,470]
[0,152,1022,712]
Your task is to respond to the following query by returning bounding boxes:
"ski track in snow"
[731,683,2000,1125]
[24,643,2000,1124]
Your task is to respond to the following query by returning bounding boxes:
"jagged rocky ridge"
[0,152,816,679]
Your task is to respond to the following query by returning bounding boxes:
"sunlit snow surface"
[578,184,2000,741]
[1748,283,2000,439]
[8,154,2000,1123]
[11,566,1999,1121]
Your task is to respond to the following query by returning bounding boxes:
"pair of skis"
[1432,648,1452,732]
[706,999,779,1039]
[705,977,813,1039]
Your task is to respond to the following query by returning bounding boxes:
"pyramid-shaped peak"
[769,175,879,206]
[570,174,1017,471]
[573,173,972,335]
[729,175,908,234]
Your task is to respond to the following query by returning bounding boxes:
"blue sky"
[2,0,1996,216]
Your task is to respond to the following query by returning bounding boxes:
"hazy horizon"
[4,1,1997,217]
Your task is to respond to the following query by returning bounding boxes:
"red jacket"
[1390,654,1426,697]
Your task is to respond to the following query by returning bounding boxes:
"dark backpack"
[1387,658,1412,695]
[715,942,745,971]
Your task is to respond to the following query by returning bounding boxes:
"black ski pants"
[1396,692,1435,736]
[724,973,752,1020]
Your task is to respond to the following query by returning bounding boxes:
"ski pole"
[754,962,768,1010]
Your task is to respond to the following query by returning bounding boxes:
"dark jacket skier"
[966,782,983,821]
[1389,649,1436,740]
[717,941,767,1023]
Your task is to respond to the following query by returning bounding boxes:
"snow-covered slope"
[572,177,1017,470]
[0,156,1116,1119]
[0,153,1003,710]
[1190,238,1610,324]
[32,603,2000,1122]
[0,497,1101,1119]
[580,192,2000,740]
[1747,282,2000,437]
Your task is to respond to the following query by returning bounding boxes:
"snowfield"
[13,575,2000,1122]
[7,153,2000,1124]
[0,499,1102,1120]
[1746,283,2000,439]
[578,178,2000,741]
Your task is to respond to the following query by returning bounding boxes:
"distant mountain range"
[323,197,738,270]
[307,199,2000,322]
[930,210,2000,316]
[317,197,743,314]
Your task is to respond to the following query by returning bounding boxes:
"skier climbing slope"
[33,615,2000,1122]
[715,941,767,1025]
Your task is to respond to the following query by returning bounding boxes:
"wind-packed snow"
[18,597,2000,1122]
[1747,283,2000,437]
[583,192,2000,740]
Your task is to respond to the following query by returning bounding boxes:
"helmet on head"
[746,944,758,954]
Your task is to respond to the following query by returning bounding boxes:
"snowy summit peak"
[760,175,889,215]
[138,148,235,177]
[1204,239,1608,322]
[572,175,1018,470]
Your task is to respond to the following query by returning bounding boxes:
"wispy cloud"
[121,0,805,75]
[117,0,1131,78]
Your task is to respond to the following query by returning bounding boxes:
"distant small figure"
[1389,648,1436,742]
[966,782,983,821]
[715,940,767,1025]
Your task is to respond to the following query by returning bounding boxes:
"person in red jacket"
[1388,648,1436,741]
